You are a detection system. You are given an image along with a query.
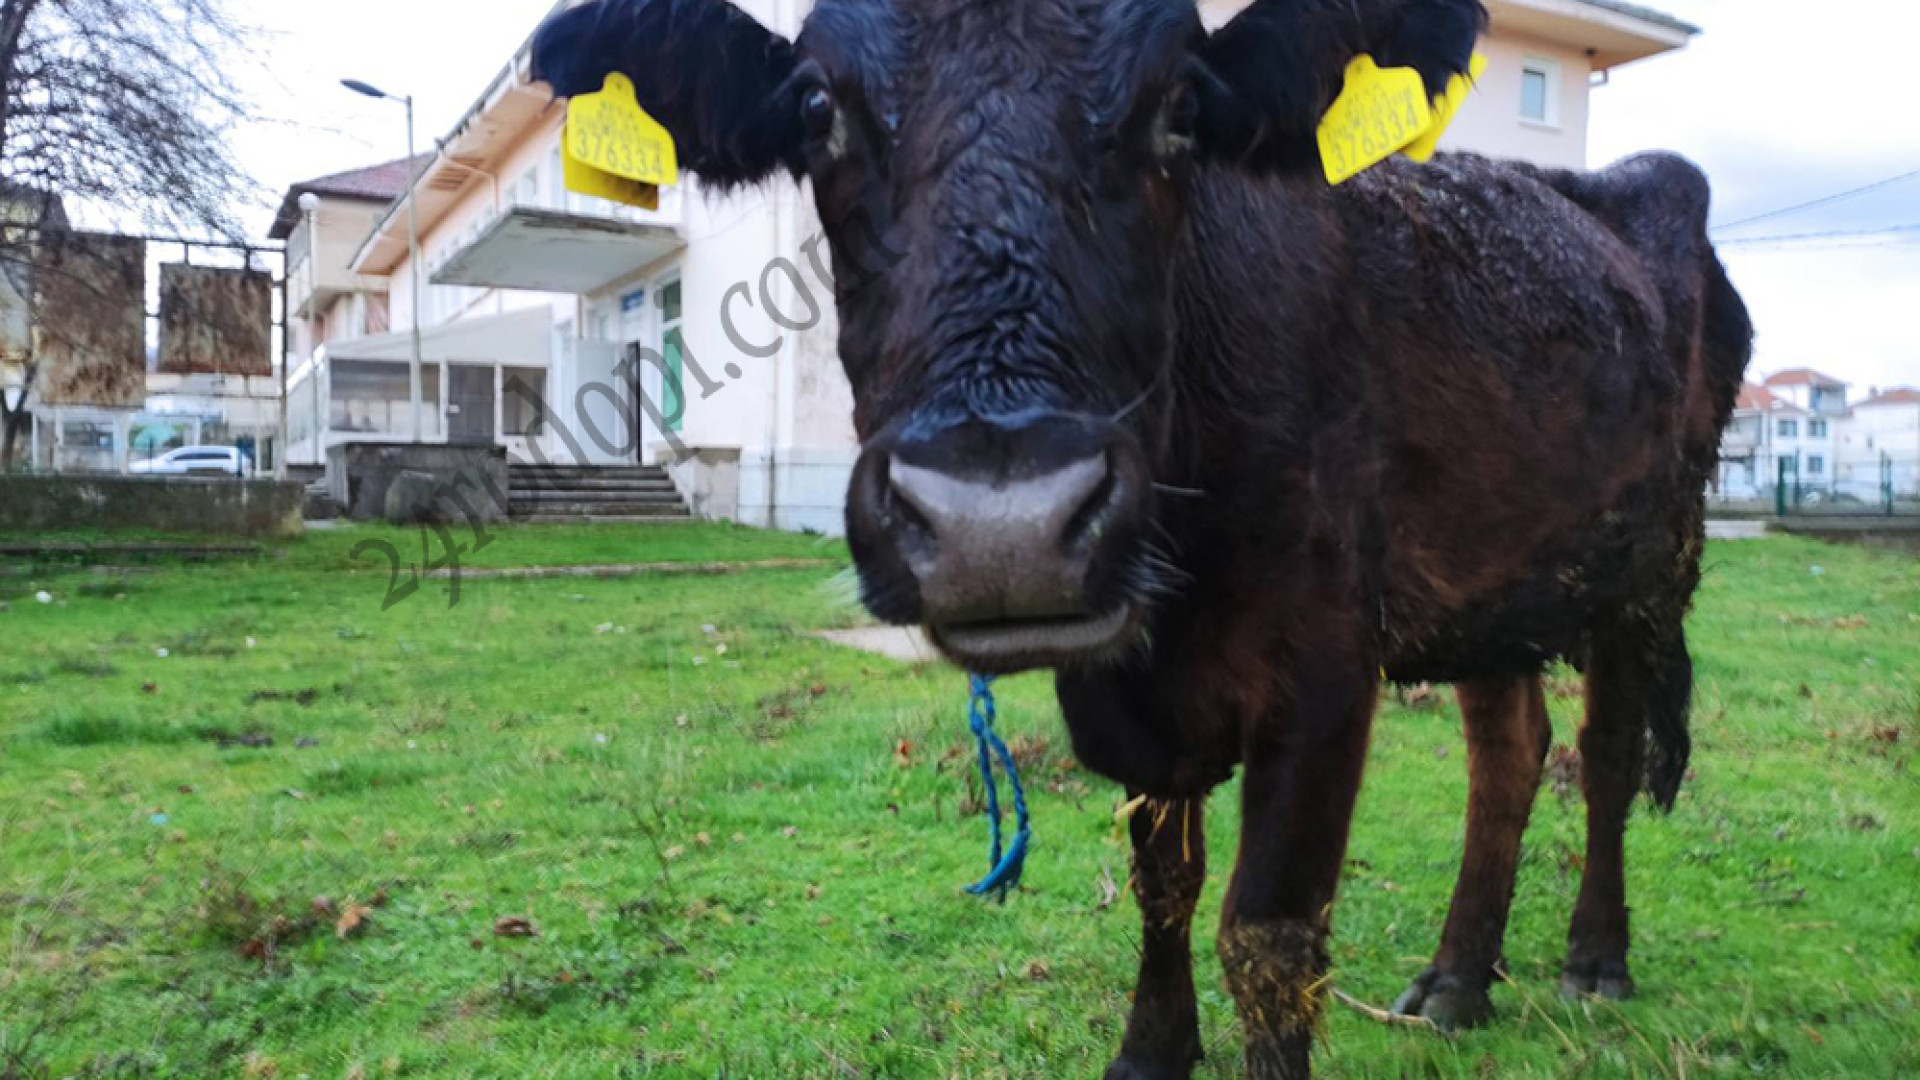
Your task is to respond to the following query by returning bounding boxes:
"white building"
[282,0,1698,533]
[1715,369,1920,505]
[1837,387,1920,500]
[1761,368,1846,492]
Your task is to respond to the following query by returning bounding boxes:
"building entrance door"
[448,364,496,445]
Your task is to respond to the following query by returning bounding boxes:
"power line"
[1718,222,1920,247]
[1711,165,1920,234]
[1724,240,1920,255]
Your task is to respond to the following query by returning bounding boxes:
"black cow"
[535,1,1752,1076]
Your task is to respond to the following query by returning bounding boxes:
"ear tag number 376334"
[1318,52,1487,186]
[562,72,680,210]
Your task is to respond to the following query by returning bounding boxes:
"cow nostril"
[880,459,935,540]
[1060,452,1120,552]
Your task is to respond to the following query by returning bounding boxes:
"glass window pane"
[660,280,682,324]
[1520,68,1549,122]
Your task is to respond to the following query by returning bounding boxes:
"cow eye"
[800,86,836,141]
[1166,85,1199,141]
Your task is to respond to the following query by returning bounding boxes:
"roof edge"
[1576,0,1700,37]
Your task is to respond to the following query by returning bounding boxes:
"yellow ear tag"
[1403,52,1488,163]
[562,72,678,209]
[562,127,661,211]
[1317,55,1433,186]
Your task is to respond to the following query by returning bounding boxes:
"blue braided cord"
[963,674,1032,902]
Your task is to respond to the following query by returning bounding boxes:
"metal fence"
[1771,455,1916,518]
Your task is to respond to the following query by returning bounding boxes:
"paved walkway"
[816,625,943,663]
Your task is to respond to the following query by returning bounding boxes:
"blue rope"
[962,674,1031,902]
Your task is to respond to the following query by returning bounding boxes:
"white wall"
[384,117,585,339]
[1838,402,1920,497]
[1766,411,1836,481]
[1439,33,1592,168]
[665,176,858,532]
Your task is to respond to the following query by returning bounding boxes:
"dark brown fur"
[533,3,1753,1074]
[1062,151,1748,1074]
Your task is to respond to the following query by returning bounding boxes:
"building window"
[1808,455,1825,476]
[1520,58,1559,126]
[1777,419,1798,438]
[1808,419,1828,438]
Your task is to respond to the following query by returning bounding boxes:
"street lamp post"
[342,78,426,441]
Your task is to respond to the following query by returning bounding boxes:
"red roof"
[1763,367,1849,389]
[268,154,435,240]
[1734,383,1799,413]
[1857,386,1920,408]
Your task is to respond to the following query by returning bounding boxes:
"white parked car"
[128,445,253,478]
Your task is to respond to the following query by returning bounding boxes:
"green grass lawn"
[1,525,1915,1079]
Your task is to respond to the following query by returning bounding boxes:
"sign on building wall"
[34,230,147,407]
[157,263,273,376]
[0,250,30,371]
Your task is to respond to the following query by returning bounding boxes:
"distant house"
[1761,368,1846,491]
[273,155,431,462]
[1716,383,1787,498]
[271,156,430,358]
[1717,380,1837,498]
[283,0,1699,533]
[1715,369,1920,503]
[1762,368,1852,417]
[1837,386,1920,499]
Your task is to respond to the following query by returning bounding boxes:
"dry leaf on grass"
[494,915,537,938]
[335,903,371,939]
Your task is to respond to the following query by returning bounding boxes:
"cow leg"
[1105,794,1207,1080]
[1562,624,1687,999]
[1218,667,1376,1080]
[1392,675,1550,1029]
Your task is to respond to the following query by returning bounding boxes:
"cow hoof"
[1560,959,1635,1002]
[1391,967,1495,1030]
[1102,1057,1194,1080]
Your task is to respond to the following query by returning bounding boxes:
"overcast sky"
[232,0,1918,392]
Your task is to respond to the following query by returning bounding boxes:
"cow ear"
[1193,0,1486,172]
[533,0,803,189]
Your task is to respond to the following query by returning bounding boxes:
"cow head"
[536,0,1482,673]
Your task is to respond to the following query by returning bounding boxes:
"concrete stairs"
[508,463,692,523]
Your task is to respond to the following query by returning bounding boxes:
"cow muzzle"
[846,414,1148,673]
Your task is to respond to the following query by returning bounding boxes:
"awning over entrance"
[322,304,555,366]
[431,206,685,293]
